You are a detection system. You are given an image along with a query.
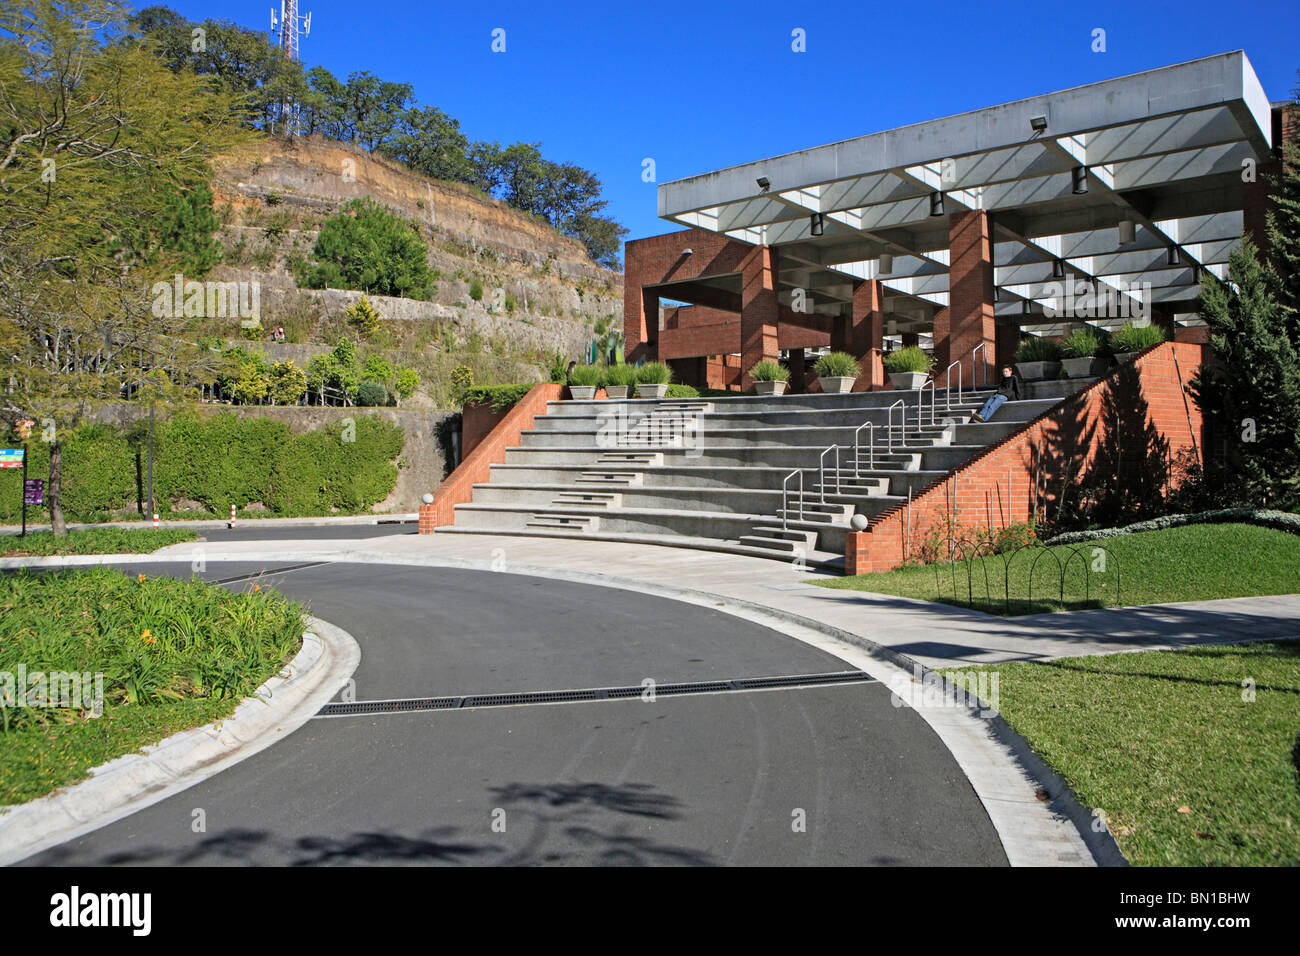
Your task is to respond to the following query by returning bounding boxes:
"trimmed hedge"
[0,413,404,522]
[1046,508,1300,546]
[666,384,700,398]
[462,383,533,411]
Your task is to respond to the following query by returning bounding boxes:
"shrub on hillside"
[303,198,435,300]
[356,381,389,407]
[345,295,384,337]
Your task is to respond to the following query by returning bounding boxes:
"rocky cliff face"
[208,136,624,391]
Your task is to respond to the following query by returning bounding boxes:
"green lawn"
[816,523,1300,614]
[940,641,1300,866]
[0,567,303,804]
[0,527,199,557]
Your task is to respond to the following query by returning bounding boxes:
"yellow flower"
[137,574,146,583]
[253,585,261,592]
[141,629,155,645]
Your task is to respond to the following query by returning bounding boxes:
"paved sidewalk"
[154,531,1300,670]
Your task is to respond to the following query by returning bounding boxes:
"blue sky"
[163,0,1299,252]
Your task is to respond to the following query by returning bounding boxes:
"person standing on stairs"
[972,366,1021,422]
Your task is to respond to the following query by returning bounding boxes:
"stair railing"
[853,421,875,477]
[944,360,963,411]
[886,399,905,452]
[782,469,803,531]
[819,444,839,505]
[918,379,936,432]
[971,342,988,390]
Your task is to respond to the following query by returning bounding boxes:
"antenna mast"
[271,2,313,132]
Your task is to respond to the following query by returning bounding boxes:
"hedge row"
[1045,508,1300,546]
[0,413,404,522]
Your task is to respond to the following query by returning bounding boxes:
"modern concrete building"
[624,51,1286,391]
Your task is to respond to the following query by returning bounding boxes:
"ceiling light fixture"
[809,212,824,236]
[1052,258,1066,279]
[1029,115,1048,133]
[1117,219,1136,246]
[929,191,945,217]
[879,253,894,274]
[756,177,770,192]
[1071,165,1088,194]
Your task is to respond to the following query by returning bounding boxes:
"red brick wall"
[938,209,997,385]
[461,400,509,457]
[850,341,1206,572]
[419,383,564,532]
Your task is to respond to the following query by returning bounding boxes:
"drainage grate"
[317,670,875,717]
[213,562,331,586]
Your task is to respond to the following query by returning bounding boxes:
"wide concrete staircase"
[436,383,1081,567]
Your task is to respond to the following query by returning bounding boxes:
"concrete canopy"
[657,51,1273,335]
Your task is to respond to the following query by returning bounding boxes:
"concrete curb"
[0,514,417,534]
[0,614,361,866]
[1,548,1121,866]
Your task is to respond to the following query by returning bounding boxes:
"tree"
[268,360,307,406]
[305,198,434,299]
[382,105,474,182]
[0,1,245,533]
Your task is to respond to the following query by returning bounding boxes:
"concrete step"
[574,471,642,486]
[737,534,804,553]
[553,491,621,508]
[525,513,599,532]
[596,451,663,466]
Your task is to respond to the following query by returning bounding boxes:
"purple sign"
[23,479,43,505]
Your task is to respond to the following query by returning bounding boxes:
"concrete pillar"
[788,348,807,393]
[740,245,780,390]
[850,280,886,390]
[938,209,997,387]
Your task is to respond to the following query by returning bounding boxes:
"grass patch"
[0,567,304,805]
[815,523,1300,614]
[939,641,1300,866]
[0,528,199,558]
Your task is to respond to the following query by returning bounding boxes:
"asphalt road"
[22,561,1007,866]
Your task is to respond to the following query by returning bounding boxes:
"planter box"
[1016,360,1060,381]
[754,380,788,396]
[1113,352,1138,365]
[887,371,928,390]
[1061,357,1103,378]
[568,386,597,400]
[604,385,629,399]
[820,376,856,393]
[636,383,669,398]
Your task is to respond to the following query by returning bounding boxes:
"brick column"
[939,209,997,387]
[901,332,919,347]
[740,245,780,390]
[849,279,886,390]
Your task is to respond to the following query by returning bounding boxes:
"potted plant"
[567,364,602,400]
[1015,337,1062,380]
[814,351,860,393]
[882,345,932,390]
[634,361,672,398]
[1109,321,1167,363]
[1059,328,1104,378]
[749,359,790,395]
[603,363,636,399]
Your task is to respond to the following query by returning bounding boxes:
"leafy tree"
[344,294,383,336]
[362,353,392,382]
[153,183,224,275]
[306,338,362,401]
[305,198,434,299]
[0,1,247,533]
[268,360,307,406]
[393,366,419,403]
[382,105,474,182]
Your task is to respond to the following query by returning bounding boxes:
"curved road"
[24,560,1006,866]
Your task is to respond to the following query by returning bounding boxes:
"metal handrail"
[944,360,962,410]
[971,342,988,390]
[819,445,839,505]
[853,421,875,477]
[782,469,803,531]
[918,379,936,432]
[886,399,905,452]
